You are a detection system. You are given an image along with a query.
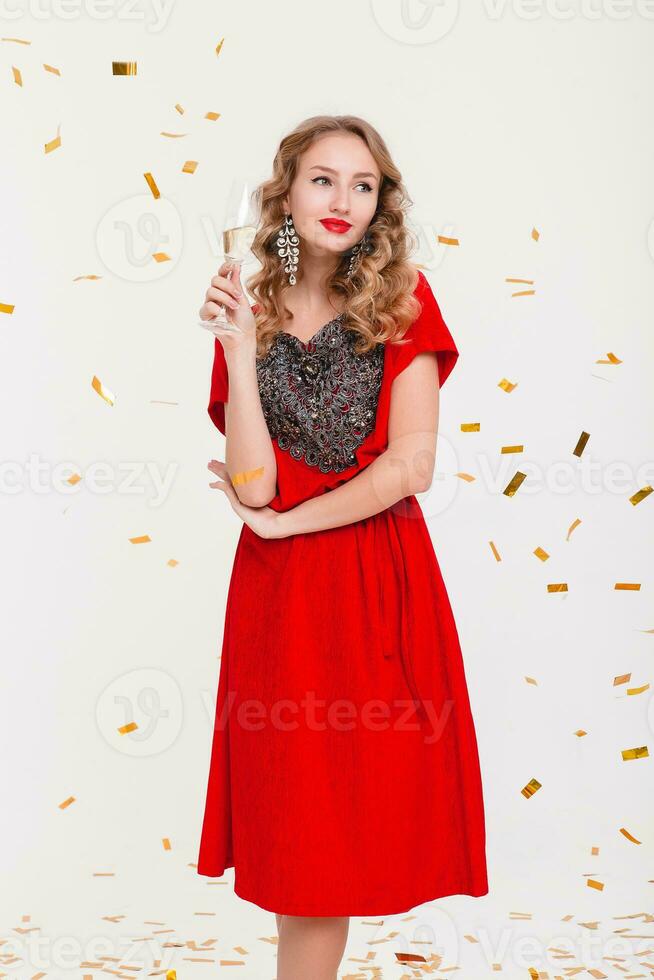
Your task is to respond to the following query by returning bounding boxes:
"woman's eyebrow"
[308,165,378,180]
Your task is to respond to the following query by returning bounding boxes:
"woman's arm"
[223,342,278,507]
[276,350,441,537]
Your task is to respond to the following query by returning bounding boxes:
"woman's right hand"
[199,261,257,352]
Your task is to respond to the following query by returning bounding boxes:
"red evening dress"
[197,269,489,916]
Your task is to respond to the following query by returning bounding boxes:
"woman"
[197,115,488,980]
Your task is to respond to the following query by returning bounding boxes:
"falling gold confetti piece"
[575,729,587,737]
[621,745,649,761]
[613,673,631,686]
[503,471,526,497]
[174,103,184,114]
[45,123,62,154]
[525,676,538,686]
[547,583,568,593]
[437,235,459,246]
[205,111,220,121]
[512,289,535,297]
[215,37,225,56]
[573,431,590,457]
[167,559,179,567]
[627,682,650,695]
[501,444,523,454]
[489,541,501,562]
[162,838,172,850]
[182,160,198,174]
[461,422,480,432]
[614,582,641,591]
[505,277,535,284]
[44,63,61,75]
[58,796,76,809]
[591,845,599,855]
[118,721,138,735]
[620,827,642,844]
[67,473,82,486]
[566,517,582,540]
[129,534,151,544]
[160,131,188,138]
[1,302,15,314]
[531,228,540,241]
[73,274,102,281]
[112,61,137,75]
[152,252,171,263]
[456,472,476,482]
[587,879,604,891]
[144,172,160,199]
[166,971,177,980]
[521,778,541,799]
[232,466,265,486]
[498,377,517,393]
[630,485,653,506]
[91,375,115,406]
[395,952,427,964]
[596,352,622,364]
[12,66,22,85]
[1,36,31,44]
[533,547,549,562]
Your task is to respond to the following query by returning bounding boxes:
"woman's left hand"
[207,459,287,539]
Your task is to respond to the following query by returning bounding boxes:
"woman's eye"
[312,176,373,192]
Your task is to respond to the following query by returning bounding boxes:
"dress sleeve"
[387,270,459,388]
[207,336,229,435]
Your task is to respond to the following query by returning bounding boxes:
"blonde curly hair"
[245,114,423,358]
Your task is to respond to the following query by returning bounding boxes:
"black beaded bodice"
[256,314,385,474]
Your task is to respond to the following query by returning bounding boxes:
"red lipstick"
[319,218,352,234]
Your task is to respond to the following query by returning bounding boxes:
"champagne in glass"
[199,178,259,335]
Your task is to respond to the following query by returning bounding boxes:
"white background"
[1,0,653,976]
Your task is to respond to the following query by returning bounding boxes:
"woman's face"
[283,132,381,261]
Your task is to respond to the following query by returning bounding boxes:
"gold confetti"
[1,302,15,314]
[174,103,184,114]
[167,559,179,567]
[533,547,549,561]
[144,172,160,198]
[205,111,220,121]
[437,235,459,246]
[455,472,476,482]
[629,485,653,506]
[591,845,599,854]
[503,471,526,497]
[566,517,581,540]
[525,676,538,686]
[627,682,650,695]
[498,377,517,393]
[521,778,541,799]
[152,252,171,263]
[45,122,62,154]
[573,431,590,457]
[489,541,501,562]
[232,466,265,486]
[587,878,604,891]
[621,745,649,761]
[460,422,480,432]
[614,582,641,591]
[501,444,523,453]
[73,274,102,281]
[505,277,535,284]
[112,61,137,75]
[67,473,82,486]
[512,289,535,297]
[58,796,76,809]
[162,838,172,850]
[160,131,188,138]
[118,721,138,735]
[575,729,587,737]
[596,351,622,364]
[43,63,61,75]
[547,583,568,593]
[91,375,115,406]
[12,65,22,85]
[531,227,540,241]
[613,673,631,686]
[129,534,151,544]
[619,827,642,844]
[215,37,225,56]
[182,160,198,174]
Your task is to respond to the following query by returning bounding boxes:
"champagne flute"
[199,177,259,335]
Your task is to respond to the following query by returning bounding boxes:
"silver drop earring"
[277,213,300,285]
[346,232,372,280]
